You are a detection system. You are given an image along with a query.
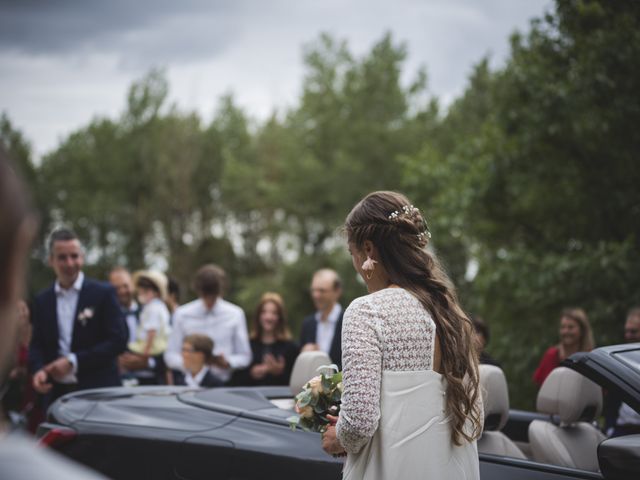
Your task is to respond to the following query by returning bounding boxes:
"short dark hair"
[183,333,215,364]
[193,264,226,297]
[48,228,79,254]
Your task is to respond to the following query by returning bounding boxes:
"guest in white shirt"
[164,264,251,383]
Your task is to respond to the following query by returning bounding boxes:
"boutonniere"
[77,307,95,327]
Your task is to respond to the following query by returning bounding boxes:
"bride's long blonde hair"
[345,191,482,445]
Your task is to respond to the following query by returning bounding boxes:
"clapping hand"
[250,354,285,380]
[263,353,285,376]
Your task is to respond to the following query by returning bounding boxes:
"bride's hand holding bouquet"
[287,366,346,457]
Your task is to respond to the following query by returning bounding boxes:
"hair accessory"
[361,256,377,280]
[388,204,419,220]
[388,204,432,243]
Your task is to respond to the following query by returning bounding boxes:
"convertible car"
[37,344,640,480]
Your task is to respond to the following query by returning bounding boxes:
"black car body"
[38,344,640,480]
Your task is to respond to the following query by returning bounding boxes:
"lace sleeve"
[336,297,383,454]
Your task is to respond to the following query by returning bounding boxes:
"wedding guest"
[532,308,594,387]
[109,267,139,344]
[119,271,170,385]
[470,315,501,367]
[604,307,640,436]
[322,191,481,479]
[30,229,127,403]
[232,293,299,386]
[164,264,251,383]
[299,269,344,368]
[179,334,223,388]
[0,147,107,479]
[128,271,171,357]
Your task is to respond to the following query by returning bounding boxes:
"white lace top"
[336,287,437,453]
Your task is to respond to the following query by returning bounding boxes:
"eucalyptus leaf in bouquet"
[288,365,343,433]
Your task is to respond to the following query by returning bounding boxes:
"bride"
[322,191,482,479]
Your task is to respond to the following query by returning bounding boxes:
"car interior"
[477,364,526,459]
[478,363,609,474]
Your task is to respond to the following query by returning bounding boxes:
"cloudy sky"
[0,0,550,158]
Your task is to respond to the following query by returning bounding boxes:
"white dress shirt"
[123,300,139,344]
[54,272,84,384]
[184,366,209,388]
[315,303,342,355]
[164,298,251,382]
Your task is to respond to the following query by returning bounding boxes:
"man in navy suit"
[299,269,344,368]
[30,229,127,401]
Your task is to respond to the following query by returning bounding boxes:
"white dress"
[336,288,480,480]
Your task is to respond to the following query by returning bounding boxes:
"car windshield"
[612,347,640,374]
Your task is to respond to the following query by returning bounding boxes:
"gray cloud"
[0,0,238,66]
[0,0,551,156]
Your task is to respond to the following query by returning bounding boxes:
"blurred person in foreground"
[299,269,344,368]
[0,148,107,478]
[232,292,299,386]
[29,229,127,403]
[164,264,251,383]
[604,307,640,436]
[470,315,501,367]
[532,308,594,388]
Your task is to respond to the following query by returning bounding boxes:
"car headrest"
[536,367,602,424]
[289,351,333,395]
[479,364,509,431]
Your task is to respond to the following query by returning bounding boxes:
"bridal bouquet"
[288,365,342,433]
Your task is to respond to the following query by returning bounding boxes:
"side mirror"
[598,434,640,480]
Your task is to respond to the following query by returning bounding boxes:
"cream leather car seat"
[289,350,333,395]
[478,364,526,458]
[528,367,605,471]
